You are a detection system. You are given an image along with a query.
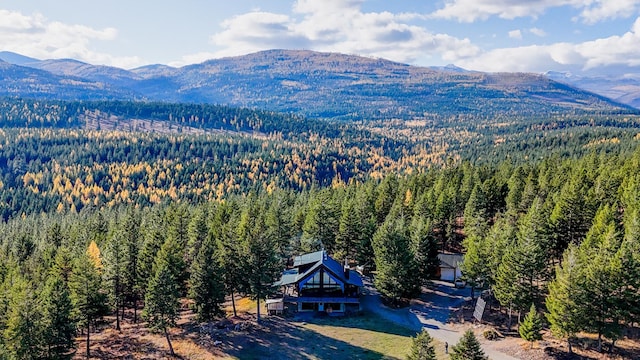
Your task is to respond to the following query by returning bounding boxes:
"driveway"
[361,278,518,360]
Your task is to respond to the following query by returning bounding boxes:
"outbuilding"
[437,253,464,282]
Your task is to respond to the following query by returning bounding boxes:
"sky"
[1,0,640,76]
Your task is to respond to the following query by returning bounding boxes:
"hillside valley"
[1,49,640,360]
[546,70,640,109]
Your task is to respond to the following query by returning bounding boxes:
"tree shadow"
[542,346,600,360]
[84,333,166,359]
[216,317,405,360]
[307,312,416,338]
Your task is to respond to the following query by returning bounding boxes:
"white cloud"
[508,29,522,39]
[208,0,478,65]
[0,9,142,68]
[456,16,640,72]
[430,0,581,22]
[529,27,547,37]
[430,0,640,23]
[576,16,640,68]
[579,0,640,24]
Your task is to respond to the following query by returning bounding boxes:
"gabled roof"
[275,250,363,287]
[438,253,464,269]
[293,250,326,267]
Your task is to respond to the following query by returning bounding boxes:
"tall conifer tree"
[143,261,180,357]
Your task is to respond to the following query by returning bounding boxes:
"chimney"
[344,258,350,280]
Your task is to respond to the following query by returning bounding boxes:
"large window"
[300,269,343,293]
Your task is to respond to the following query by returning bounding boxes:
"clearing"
[72,297,445,359]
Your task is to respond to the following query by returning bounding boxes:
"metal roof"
[275,250,363,287]
[438,253,464,269]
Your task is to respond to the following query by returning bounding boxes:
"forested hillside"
[0,147,639,357]
[2,50,638,121]
[0,98,640,221]
[0,53,639,357]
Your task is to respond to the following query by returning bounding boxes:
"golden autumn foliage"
[87,241,103,271]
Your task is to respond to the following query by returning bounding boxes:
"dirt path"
[361,278,519,360]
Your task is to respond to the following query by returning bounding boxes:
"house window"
[301,272,322,290]
[301,269,343,292]
[301,302,316,311]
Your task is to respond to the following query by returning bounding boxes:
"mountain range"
[0,49,637,120]
[545,70,640,109]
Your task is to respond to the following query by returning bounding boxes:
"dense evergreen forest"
[1,97,640,220]
[0,147,639,357]
[1,96,640,357]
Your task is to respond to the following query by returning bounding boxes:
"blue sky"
[1,0,639,75]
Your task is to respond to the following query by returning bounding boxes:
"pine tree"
[406,329,436,360]
[41,272,76,359]
[493,244,522,329]
[410,216,439,284]
[494,199,549,327]
[549,172,594,259]
[142,261,180,357]
[301,190,339,253]
[155,232,187,296]
[69,252,109,359]
[449,329,487,360]
[3,276,43,360]
[505,166,526,214]
[374,174,399,225]
[464,184,489,239]
[519,304,543,349]
[45,222,65,249]
[121,209,141,323]
[213,201,244,317]
[354,184,376,268]
[461,184,492,296]
[165,204,190,250]
[577,204,624,352]
[137,210,165,299]
[460,233,487,298]
[103,229,126,331]
[619,206,640,329]
[238,199,282,323]
[188,236,225,322]
[335,195,360,262]
[546,245,581,354]
[186,207,208,266]
[372,216,420,305]
[265,191,293,261]
[88,212,109,246]
[484,213,516,289]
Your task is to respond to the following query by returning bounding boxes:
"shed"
[437,253,464,282]
[266,298,284,315]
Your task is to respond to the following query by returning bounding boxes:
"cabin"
[437,253,464,282]
[274,250,363,313]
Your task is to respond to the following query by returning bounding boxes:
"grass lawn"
[300,315,425,359]
[219,311,449,360]
[75,297,450,359]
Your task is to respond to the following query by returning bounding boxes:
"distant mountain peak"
[429,64,468,72]
[0,51,40,65]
